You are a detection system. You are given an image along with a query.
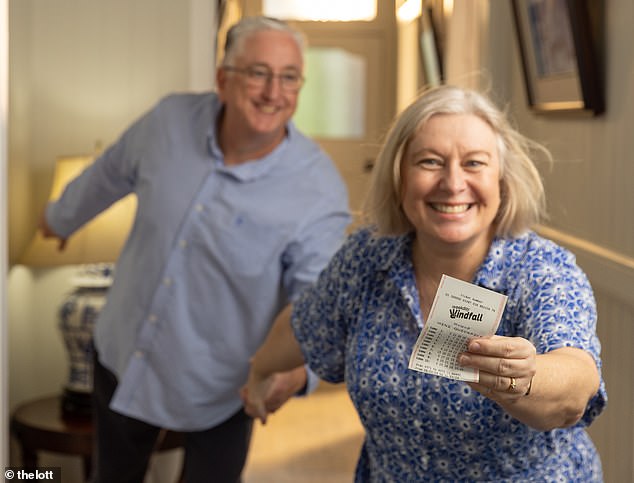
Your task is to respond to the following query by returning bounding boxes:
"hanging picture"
[512,0,604,115]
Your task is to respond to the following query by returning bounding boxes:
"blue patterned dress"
[292,228,607,482]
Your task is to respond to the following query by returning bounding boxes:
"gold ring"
[508,377,517,392]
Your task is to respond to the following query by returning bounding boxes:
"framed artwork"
[512,0,604,115]
[419,6,443,87]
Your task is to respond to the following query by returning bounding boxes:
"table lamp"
[21,155,136,419]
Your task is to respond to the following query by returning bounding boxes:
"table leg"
[20,444,38,469]
[82,456,92,482]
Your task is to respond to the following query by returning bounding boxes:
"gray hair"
[363,84,550,238]
[222,16,305,66]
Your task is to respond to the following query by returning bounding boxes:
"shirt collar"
[206,101,294,182]
[376,232,415,275]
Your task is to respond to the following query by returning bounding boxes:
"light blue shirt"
[47,92,350,431]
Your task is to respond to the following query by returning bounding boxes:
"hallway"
[243,382,364,483]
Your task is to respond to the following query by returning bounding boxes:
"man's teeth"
[259,105,276,114]
[432,203,470,213]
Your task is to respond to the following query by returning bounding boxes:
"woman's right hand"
[240,304,307,424]
[240,366,275,424]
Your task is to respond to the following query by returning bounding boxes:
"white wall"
[485,2,634,482]
[7,1,216,480]
[1,0,9,470]
[9,0,217,264]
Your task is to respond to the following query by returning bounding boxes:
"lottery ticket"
[408,274,507,382]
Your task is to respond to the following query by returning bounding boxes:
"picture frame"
[419,6,443,87]
[512,0,604,115]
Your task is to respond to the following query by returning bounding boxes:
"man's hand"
[38,211,67,251]
[262,366,307,414]
[241,366,307,424]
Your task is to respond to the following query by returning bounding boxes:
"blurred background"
[2,1,632,481]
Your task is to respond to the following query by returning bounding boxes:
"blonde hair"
[363,85,550,238]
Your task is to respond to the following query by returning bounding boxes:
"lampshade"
[20,155,136,267]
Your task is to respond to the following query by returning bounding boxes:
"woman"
[242,85,606,481]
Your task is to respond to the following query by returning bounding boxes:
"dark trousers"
[91,355,253,483]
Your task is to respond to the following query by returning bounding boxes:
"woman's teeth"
[431,203,470,213]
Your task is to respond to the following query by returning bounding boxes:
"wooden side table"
[10,394,184,482]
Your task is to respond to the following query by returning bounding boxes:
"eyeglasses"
[223,65,304,92]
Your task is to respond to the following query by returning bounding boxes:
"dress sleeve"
[290,230,367,383]
[513,242,607,426]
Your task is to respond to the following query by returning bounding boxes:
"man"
[40,16,350,483]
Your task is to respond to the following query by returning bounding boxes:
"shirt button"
[134,350,145,358]
[148,314,158,324]
[196,204,204,212]
[163,277,172,286]
[179,239,187,248]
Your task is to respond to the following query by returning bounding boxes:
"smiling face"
[400,113,502,252]
[217,29,303,142]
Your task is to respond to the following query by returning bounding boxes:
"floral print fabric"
[292,228,606,482]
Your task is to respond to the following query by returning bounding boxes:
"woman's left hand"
[458,336,599,430]
[459,335,536,401]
